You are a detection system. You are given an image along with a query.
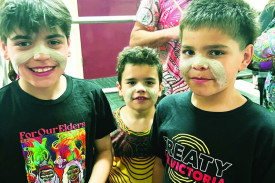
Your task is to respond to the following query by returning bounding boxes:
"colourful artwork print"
[21,127,86,183]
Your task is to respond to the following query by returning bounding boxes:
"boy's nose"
[33,53,51,61]
[192,64,209,71]
[135,83,146,93]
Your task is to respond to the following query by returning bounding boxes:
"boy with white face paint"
[109,46,163,183]
[151,0,275,182]
[0,0,116,182]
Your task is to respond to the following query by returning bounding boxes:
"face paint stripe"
[179,55,227,87]
[11,44,67,74]
[124,83,158,104]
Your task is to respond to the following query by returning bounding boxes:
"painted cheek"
[179,59,191,82]
[146,87,157,102]
[124,87,135,104]
[208,61,227,87]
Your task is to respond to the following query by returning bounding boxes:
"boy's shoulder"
[0,80,17,96]
[243,100,275,130]
[67,75,102,91]
[249,101,275,117]
[158,91,191,106]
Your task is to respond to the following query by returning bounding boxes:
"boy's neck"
[120,105,155,132]
[191,88,247,112]
[18,75,67,100]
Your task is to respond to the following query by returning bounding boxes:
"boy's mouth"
[191,77,213,84]
[30,66,55,73]
[134,96,148,102]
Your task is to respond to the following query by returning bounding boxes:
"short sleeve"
[94,88,116,139]
[254,118,275,182]
[150,102,166,165]
[136,0,160,30]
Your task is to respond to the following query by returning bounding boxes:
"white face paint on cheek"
[11,44,67,74]
[123,83,158,104]
[124,87,135,104]
[179,57,192,82]
[179,55,227,87]
[146,87,157,103]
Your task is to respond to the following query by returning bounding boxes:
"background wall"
[63,0,84,79]
[77,0,139,79]
[244,0,269,12]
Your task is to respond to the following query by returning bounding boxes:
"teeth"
[32,67,53,73]
[137,97,146,99]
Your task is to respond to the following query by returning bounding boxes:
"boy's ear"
[158,82,163,97]
[67,37,71,57]
[238,44,253,71]
[116,81,123,97]
[1,41,10,60]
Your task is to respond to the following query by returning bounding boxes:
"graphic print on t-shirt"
[20,122,86,183]
[164,134,232,183]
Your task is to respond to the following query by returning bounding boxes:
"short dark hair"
[0,0,72,44]
[116,46,162,85]
[179,0,260,50]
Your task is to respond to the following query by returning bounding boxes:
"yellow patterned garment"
[109,108,155,183]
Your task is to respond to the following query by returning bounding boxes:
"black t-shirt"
[0,74,116,183]
[151,91,275,183]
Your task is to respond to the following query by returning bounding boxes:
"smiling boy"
[0,0,116,182]
[151,0,275,182]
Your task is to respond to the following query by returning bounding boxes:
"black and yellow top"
[109,108,155,183]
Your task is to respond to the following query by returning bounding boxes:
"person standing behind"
[259,0,275,32]
[253,0,275,105]
[0,0,116,182]
[0,48,10,88]
[151,0,275,182]
[259,0,275,111]
[109,46,163,183]
[130,0,191,96]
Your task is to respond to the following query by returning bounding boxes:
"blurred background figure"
[259,0,275,31]
[0,48,10,88]
[130,0,192,96]
[250,0,275,106]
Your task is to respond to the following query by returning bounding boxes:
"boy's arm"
[152,156,164,183]
[88,134,113,183]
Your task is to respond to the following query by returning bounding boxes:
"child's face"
[179,27,252,97]
[117,64,162,112]
[1,27,71,88]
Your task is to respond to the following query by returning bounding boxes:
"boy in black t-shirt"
[0,0,116,182]
[151,0,275,182]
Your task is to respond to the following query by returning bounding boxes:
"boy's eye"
[209,50,224,56]
[127,81,136,85]
[16,41,31,47]
[145,81,155,85]
[182,50,195,56]
[48,40,61,45]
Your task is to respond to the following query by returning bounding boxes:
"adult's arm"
[129,21,180,48]
[88,134,113,183]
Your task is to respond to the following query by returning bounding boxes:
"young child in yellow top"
[151,0,275,182]
[109,46,163,183]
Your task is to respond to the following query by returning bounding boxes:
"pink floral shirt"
[136,0,191,95]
